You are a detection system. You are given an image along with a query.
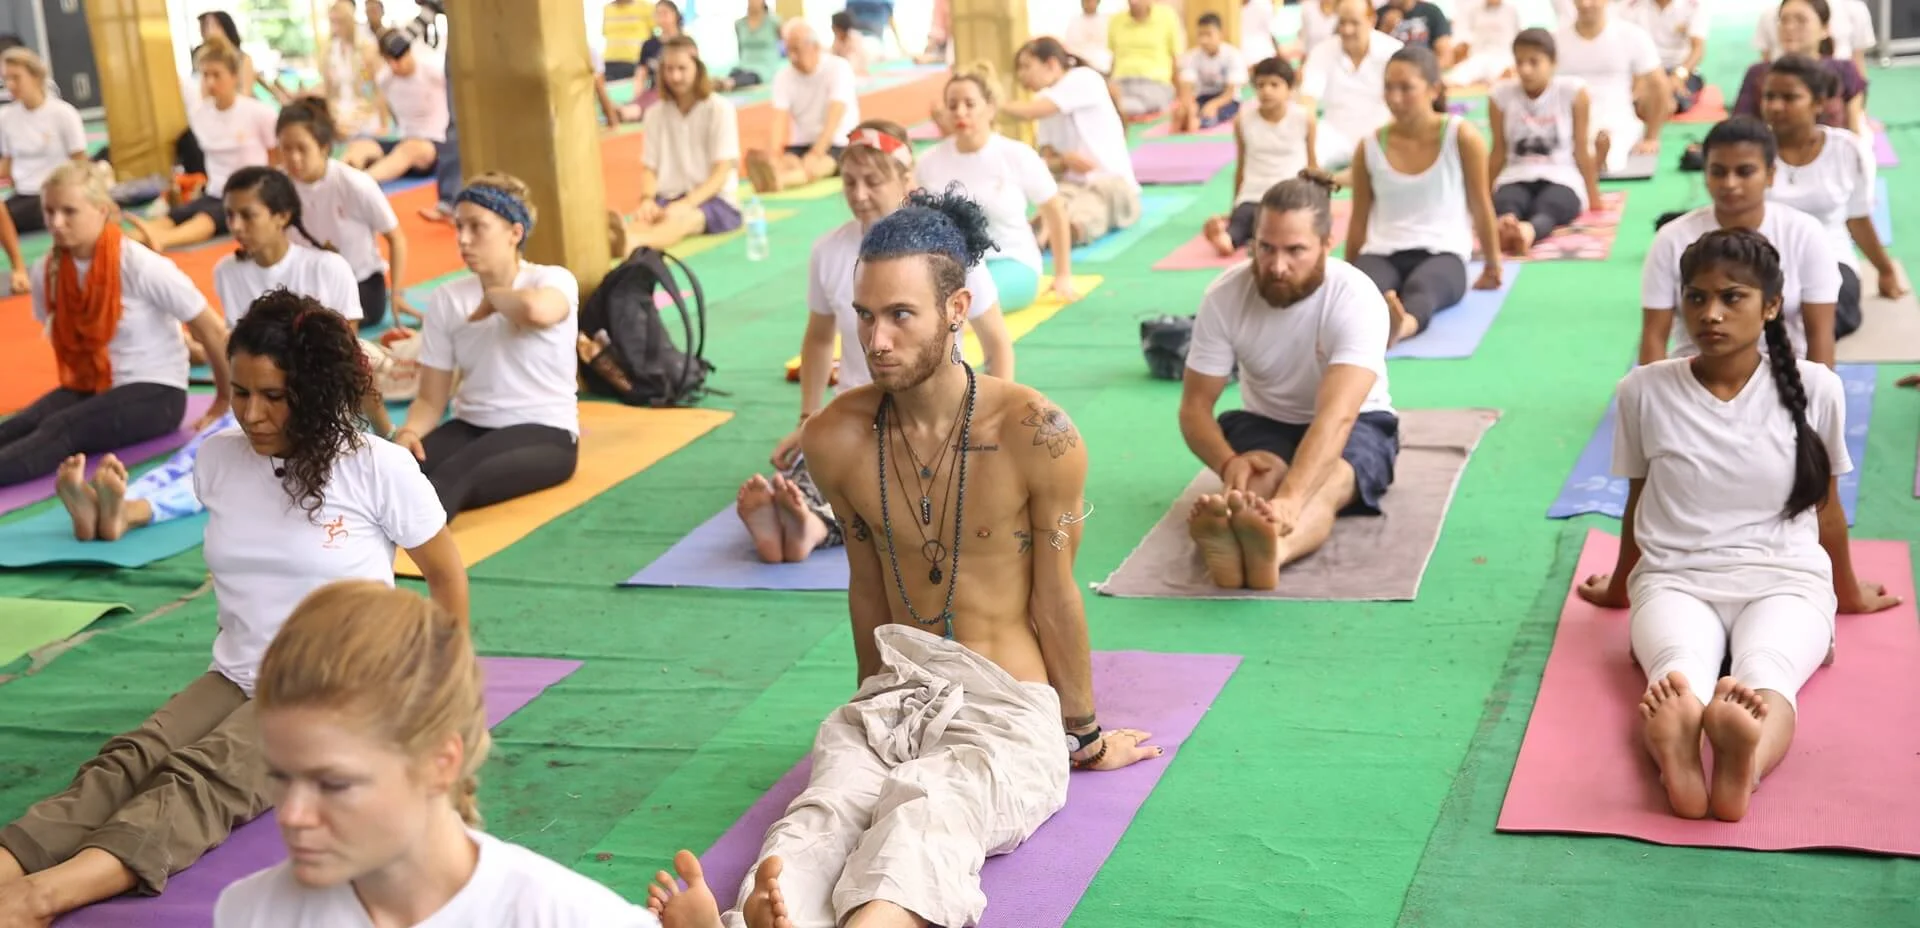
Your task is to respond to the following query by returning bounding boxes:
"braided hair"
[224,166,329,257]
[229,290,372,519]
[1679,228,1831,518]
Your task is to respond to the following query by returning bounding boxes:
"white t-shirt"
[1299,0,1340,51]
[807,219,1000,390]
[1755,0,1874,61]
[0,97,86,196]
[294,161,400,282]
[190,97,279,197]
[772,55,860,148]
[1064,13,1115,73]
[30,241,206,390]
[1640,204,1842,359]
[1455,0,1522,59]
[1768,126,1875,272]
[214,829,659,928]
[1614,357,1849,610]
[196,430,445,695]
[215,244,364,328]
[1234,103,1312,205]
[1300,32,1403,147]
[1361,116,1472,260]
[378,59,450,143]
[419,263,582,435]
[1036,66,1139,191]
[1184,258,1395,423]
[1552,18,1661,129]
[1619,0,1709,72]
[913,135,1059,273]
[1241,0,1279,62]
[642,93,742,209]
[1490,76,1590,209]
[1179,44,1250,98]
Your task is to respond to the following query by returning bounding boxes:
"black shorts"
[788,143,847,162]
[1227,201,1258,249]
[358,271,389,330]
[167,194,228,235]
[374,137,441,178]
[1218,409,1400,515]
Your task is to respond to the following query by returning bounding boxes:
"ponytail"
[1017,36,1084,74]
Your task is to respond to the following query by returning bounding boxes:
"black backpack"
[1141,314,1195,380]
[578,247,716,407]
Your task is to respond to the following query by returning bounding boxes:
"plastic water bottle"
[744,196,770,262]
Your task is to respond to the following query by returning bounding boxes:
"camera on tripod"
[380,0,446,58]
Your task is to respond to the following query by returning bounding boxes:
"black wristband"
[1070,727,1103,753]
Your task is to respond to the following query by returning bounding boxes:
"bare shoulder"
[800,387,883,483]
[995,382,1088,475]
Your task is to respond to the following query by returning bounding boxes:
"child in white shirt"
[1206,56,1316,256]
[1172,13,1251,133]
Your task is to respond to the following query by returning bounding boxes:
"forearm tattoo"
[1014,529,1032,554]
[1064,713,1098,732]
[848,514,871,543]
[1022,402,1079,459]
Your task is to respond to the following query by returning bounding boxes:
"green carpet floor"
[4,12,1920,925]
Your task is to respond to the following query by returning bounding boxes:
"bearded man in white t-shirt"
[1178,175,1400,591]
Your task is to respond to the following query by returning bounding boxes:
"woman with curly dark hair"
[0,291,467,924]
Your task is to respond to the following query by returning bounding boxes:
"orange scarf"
[48,223,126,395]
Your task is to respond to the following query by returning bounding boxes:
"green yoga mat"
[0,598,129,666]
[0,511,207,570]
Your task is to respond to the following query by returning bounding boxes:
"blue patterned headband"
[454,185,534,246]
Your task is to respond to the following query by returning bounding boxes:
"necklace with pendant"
[874,363,977,638]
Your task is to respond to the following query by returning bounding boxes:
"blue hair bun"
[860,184,997,270]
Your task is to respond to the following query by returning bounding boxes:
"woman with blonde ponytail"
[215,581,657,926]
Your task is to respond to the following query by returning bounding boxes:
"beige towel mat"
[1836,263,1920,364]
[1093,408,1500,601]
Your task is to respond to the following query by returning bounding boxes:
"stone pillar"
[445,0,611,292]
[952,0,1031,144]
[82,0,186,181]
[776,0,806,22]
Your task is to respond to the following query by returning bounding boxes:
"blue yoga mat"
[1873,176,1893,246]
[0,511,207,569]
[1065,191,1197,265]
[621,508,849,591]
[378,175,433,197]
[1547,363,1875,524]
[1384,262,1518,360]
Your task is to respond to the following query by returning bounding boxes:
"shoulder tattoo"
[848,514,871,543]
[1021,402,1079,459]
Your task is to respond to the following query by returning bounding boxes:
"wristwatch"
[1066,727,1102,756]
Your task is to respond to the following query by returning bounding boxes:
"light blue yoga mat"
[1547,363,1874,524]
[0,511,207,569]
[1068,192,1197,265]
[1873,176,1893,246]
[621,507,849,591]
[1384,262,1518,360]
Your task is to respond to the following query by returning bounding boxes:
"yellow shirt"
[603,1,648,65]
[1108,4,1185,82]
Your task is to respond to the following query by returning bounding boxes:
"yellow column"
[952,0,1031,145]
[776,0,806,22]
[1185,0,1242,48]
[82,0,187,181]
[447,0,611,292]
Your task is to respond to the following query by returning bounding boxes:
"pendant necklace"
[875,362,977,639]
[893,394,965,525]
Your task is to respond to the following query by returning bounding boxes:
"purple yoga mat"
[56,656,583,928]
[1131,141,1237,185]
[1874,125,1898,168]
[697,650,1241,925]
[0,394,217,518]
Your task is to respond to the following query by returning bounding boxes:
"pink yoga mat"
[57,657,584,927]
[0,393,217,518]
[1499,530,1920,855]
[696,650,1241,925]
[1132,140,1238,185]
[1140,119,1234,140]
[1872,120,1897,168]
[1152,200,1353,271]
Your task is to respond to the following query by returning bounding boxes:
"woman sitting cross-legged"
[212,581,658,927]
[1347,45,1503,347]
[0,162,232,488]
[735,125,1014,564]
[392,174,583,519]
[0,46,86,290]
[126,36,278,254]
[0,291,466,924]
[1577,228,1898,822]
[614,36,743,257]
[1003,37,1143,249]
[277,96,418,330]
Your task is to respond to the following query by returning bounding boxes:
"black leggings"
[1493,180,1583,245]
[6,194,42,234]
[358,271,388,330]
[0,383,187,487]
[1349,250,1468,335]
[1837,263,1862,339]
[420,419,578,518]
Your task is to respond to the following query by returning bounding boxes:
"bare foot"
[609,209,630,260]
[418,204,453,225]
[56,455,98,542]
[1228,491,1283,591]
[1702,676,1767,822]
[1512,219,1537,255]
[1384,291,1413,347]
[1639,671,1708,819]
[93,455,130,542]
[771,475,827,562]
[745,151,782,194]
[122,214,158,251]
[736,476,785,564]
[742,856,793,928]
[1594,132,1613,176]
[647,850,725,928]
[1203,215,1235,257]
[1187,492,1244,588]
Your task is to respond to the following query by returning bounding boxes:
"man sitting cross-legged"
[1180,172,1402,590]
[645,191,1161,928]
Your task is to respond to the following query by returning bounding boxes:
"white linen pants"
[1317,121,1359,171]
[1630,588,1831,709]
[723,624,1068,928]
[1446,51,1513,86]
[1588,111,1645,174]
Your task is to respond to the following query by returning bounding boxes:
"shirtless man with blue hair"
[645,190,1161,928]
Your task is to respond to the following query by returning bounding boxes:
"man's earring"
[950,322,962,364]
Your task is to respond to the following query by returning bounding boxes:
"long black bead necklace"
[875,362,976,640]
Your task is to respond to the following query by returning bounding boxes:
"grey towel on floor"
[1836,263,1920,363]
[1094,408,1500,601]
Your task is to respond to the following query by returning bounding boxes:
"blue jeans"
[436,75,461,210]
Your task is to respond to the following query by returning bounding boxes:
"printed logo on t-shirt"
[321,515,350,549]
[1512,104,1561,162]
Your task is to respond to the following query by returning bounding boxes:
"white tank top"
[1233,104,1312,205]
[1488,76,1588,210]
[1360,115,1472,260]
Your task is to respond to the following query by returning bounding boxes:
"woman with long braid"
[1580,229,1896,823]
